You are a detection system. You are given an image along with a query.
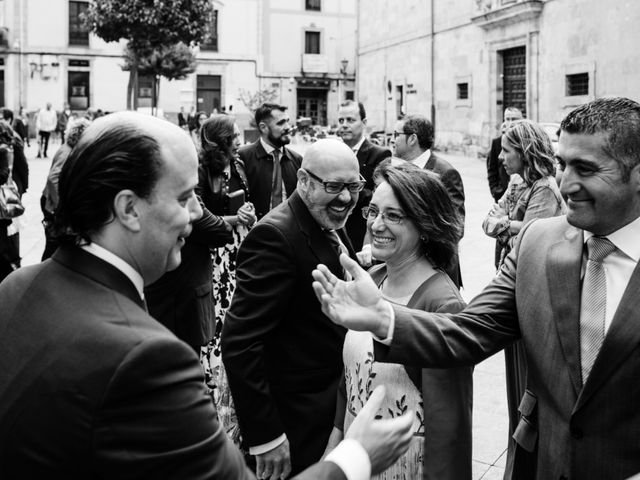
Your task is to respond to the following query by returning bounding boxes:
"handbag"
[0,171,25,219]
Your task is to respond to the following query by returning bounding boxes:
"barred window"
[566,73,589,96]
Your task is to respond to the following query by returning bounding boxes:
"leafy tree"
[238,88,279,126]
[84,0,213,110]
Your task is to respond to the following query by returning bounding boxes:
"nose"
[189,193,203,221]
[559,165,578,197]
[370,212,386,231]
[337,187,352,203]
[498,150,505,163]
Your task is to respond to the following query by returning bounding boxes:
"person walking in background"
[57,104,71,144]
[35,102,57,158]
[238,103,302,220]
[336,100,391,253]
[196,114,256,446]
[11,107,29,147]
[190,111,208,149]
[392,114,465,288]
[326,162,472,480]
[177,106,187,130]
[486,107,523,269]
[41,118,91,260]
[482,119,565,472]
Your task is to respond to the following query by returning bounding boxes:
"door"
[501,46,526,116]
[196,75,221,114]
[297,88,327,125]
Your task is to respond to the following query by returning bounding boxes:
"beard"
[267,129,291,148]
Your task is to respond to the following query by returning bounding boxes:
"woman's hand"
[237,202,257,227]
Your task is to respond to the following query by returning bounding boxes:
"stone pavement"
[17,140,508,479]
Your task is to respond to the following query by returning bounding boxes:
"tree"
[237,88,278,126]
[84,0,213,110]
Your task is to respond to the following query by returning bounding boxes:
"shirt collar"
[351,135,366,154]
[260,137,278,156]
[81,242,146,300]
[410,149,431,169]
[583,214,640,263]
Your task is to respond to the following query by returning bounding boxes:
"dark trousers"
[38,131,51,157]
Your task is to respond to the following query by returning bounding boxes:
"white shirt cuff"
[325,439,371,480]
[372,301,395,345]
[249,434,286,455]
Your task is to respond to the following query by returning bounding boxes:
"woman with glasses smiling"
[325,162,472,479]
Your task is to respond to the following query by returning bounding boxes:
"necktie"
[580,236,616,383]
[270,149,283,209]
[326,230,350,280]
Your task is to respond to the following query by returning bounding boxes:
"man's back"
[0,246,250,479]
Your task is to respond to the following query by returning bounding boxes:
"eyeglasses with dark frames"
[392,131,411,139]
[362,206,406,224]
[303,169,366,194]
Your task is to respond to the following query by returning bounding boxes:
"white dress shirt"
[410,149,431,169]
[351,135,366,154]
[582,215,640,333]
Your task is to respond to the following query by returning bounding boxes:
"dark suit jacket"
[223,191,356,472]
[0,245,346,480]
[376,215,640,480]
[10,133,28,195]
[145,203,232,351]
[345,138,391,252]
[425,152,465,287]
[238,139,302,219]
[487,136,510,202]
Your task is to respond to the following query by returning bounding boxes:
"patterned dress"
[197,159,250,448]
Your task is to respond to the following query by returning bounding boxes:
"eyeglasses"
[393,131,410,139]
[362,206,406,224]
[304,169,366,194]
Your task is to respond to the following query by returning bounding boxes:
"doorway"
[196,75,221,115]
[297,88,327,125]
[501,46,526,116]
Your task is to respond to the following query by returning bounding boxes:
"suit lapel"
[547,225,583,396]
[425,152,437,171]
[288,192,347,279]
[576,259,640,409]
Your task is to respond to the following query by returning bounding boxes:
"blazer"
[486,136,510,202]
[375,215,640,480]
[0,245,346,480]
[222,191,356,472]
[424,152,465,287]
[145,202,233,351]
[345,138,391,252]
[238,139,302,219]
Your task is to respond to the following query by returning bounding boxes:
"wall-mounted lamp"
[340,59,349,75]
[288,76,296,91]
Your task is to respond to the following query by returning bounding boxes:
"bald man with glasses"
[223,139,365,477]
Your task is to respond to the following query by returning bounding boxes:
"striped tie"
[580,236,616,383]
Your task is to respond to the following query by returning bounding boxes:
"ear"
[113,189,143,233]
[297,168,309,186]
[258,121,268,135]
[362,117,368,127]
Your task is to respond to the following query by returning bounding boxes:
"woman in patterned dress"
[325,161,473,480]
[196,114,256,446]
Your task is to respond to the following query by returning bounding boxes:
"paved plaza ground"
[17,139,509,479]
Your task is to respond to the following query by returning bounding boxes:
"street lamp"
[340,59,349,75]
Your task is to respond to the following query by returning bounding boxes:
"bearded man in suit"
[238,103,302,220]
[223,139,373,478]
[314,96,640,480]
[393,114,465,287]
[0,113,412,479]
[337,100,391,252]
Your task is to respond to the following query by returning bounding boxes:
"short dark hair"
[1,108,14,123]
[55,119,163,245]
[340,100,366,121]
[503,120,556,185]
[560,96,640,181]
[200,114,236,174]
[401,115,434,150]
[66,118,91,148]
[254,103,287,127]
[372,161,462,270]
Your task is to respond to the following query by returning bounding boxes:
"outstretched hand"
[312,253,392,338]
[345,385,414,475]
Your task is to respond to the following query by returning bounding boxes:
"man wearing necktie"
[239,103,302,219]
[223,139,363,478]
[312,96,640,480]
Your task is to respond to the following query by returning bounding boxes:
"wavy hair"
[503,119,556,185]
[372,162,462,270]
[199,114,236,174]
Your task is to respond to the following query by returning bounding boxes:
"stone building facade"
[356,0,640,153]
[0,0,356,132]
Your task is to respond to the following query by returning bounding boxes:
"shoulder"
[412,271,466,313]
[238,141,260,158]
[285,146,302,161]
[363,139,391,161]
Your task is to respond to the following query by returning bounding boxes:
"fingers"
[358,385,386,421]
[279,459,292,480]
[256,456,265,479]
[312,264,337,292]
[339,253,368,280]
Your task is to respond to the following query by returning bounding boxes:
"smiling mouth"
[372,235,394,245]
